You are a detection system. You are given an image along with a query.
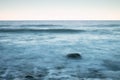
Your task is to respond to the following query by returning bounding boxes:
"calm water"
[0,20,120,80]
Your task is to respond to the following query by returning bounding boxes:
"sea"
[0,20,120,80]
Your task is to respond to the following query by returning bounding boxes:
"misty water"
[0,21,120,80]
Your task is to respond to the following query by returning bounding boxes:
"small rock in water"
[66,53,82,59]
[25,75,34,79]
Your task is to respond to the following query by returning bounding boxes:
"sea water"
[0,20,120,80]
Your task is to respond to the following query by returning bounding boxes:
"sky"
[0,0,120,20]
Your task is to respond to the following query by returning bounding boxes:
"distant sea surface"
[0,20,120,80]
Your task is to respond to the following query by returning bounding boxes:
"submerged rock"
[66,53,82,59]
[25,75,34,79]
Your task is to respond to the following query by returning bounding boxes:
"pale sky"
[0,0,120,20]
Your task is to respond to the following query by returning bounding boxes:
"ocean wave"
[20,24,120,27]
[0,28,85,33]
[0,25,11,27]
[20,24,62,27]
[0,28,116,34]
[89,24,120,27]
[0,24,62,28]
[0,24,119,28]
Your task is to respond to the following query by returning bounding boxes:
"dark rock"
[66,53,82,59]
[25,75,34,79]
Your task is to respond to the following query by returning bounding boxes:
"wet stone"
[25,75,34,79]
[66,53,82,59]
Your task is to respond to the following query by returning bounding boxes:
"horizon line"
[0,19,120,21]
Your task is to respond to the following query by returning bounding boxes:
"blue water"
[0,20,120,80]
